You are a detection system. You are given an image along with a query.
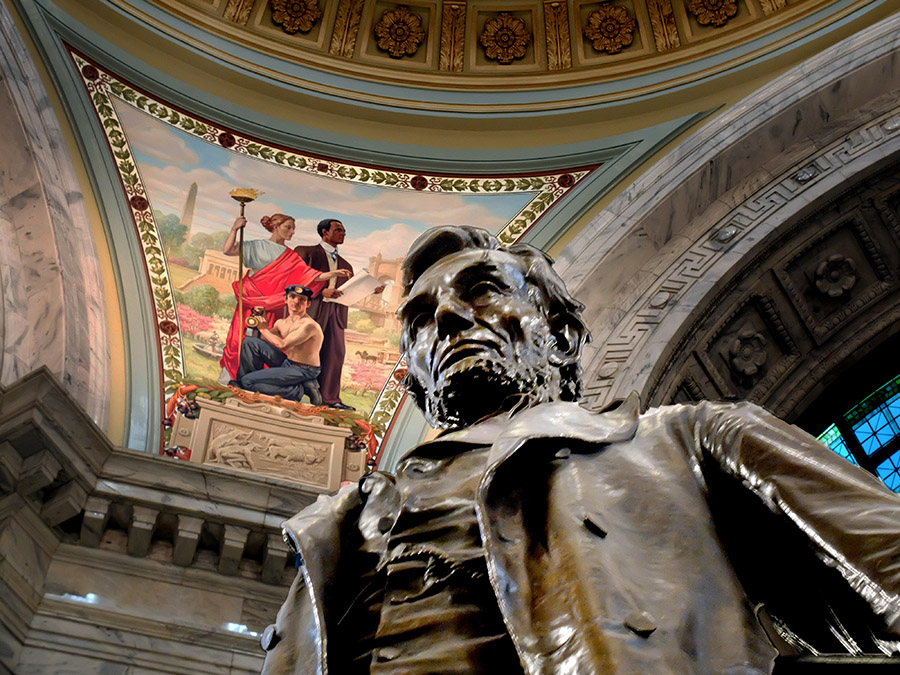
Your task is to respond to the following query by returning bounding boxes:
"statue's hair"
[399,226,591,403]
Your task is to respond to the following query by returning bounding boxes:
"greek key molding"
[584,107,900,407]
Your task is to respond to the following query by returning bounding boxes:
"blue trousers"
[237,337,322,405]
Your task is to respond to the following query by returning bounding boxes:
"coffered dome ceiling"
[112,0,877,111]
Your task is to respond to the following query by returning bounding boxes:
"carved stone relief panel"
[774,213,894,346]
[649,160,900,420]
[207,420,331,485]
[697,294,800,402]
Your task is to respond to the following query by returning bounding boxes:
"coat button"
[377,516,394,533]
[376,646,401,661]
[260,624,281,651]
[624,610,657,637]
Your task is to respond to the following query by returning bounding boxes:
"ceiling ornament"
[686,0,738,27]
[479,12,531,64]
[815,255,857,299]
[224,0,254,25]
[647,0,680,51]
[375,6,426,58]
[330,0,365,57]
[270,0,322,33]
[543,1,572,70]
[439,2,466,71]
[584,4,636,55]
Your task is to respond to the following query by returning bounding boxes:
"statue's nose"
[435,298,474,340]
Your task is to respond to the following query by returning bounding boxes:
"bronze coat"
[262,395,900,674]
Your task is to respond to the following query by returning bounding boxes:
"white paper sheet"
[324,271,383,306]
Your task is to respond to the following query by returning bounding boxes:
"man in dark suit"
[295,218,383,409]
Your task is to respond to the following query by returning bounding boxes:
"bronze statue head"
[399,226,590,428]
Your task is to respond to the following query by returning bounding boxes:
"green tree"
[182,284,220,317]
[183,231,229,269]
[155,210,187,256]
[217,293,237,319]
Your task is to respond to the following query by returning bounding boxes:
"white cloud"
[116,103,199,166]
[339,222,423,271]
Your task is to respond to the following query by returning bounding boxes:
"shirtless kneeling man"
[236,285,325,406]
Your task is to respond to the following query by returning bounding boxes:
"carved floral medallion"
[584,5,636,55]
[814,254,857,298]
[480,12,531,64]
[687,0,738,27]
[375,6,426,58]
[270,0,322,34]
[728,329,767,382]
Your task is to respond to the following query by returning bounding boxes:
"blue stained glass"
[876,454,900,493]
[852,398,900,456]
[817,424,857,466]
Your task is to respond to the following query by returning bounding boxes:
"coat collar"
[406,393,641,465]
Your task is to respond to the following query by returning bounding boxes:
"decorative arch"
[556,11,900,415]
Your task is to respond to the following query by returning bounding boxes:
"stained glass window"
[818,424,857,466]
[816,373,900,492]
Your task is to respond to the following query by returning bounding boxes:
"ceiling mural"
[71,50,593,472]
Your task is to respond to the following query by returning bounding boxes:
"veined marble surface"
[556,11,900,408]
[0,1,109,430]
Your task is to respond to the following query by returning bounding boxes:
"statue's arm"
[675,399,900,636]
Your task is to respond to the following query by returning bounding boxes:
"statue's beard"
[422,354,559,429]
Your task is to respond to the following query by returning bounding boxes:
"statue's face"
[399,249,562,428]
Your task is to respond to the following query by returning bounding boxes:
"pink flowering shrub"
[177,303,214,336]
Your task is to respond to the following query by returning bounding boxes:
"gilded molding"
[439,2,466,71]
[270,0,322,34]
[687,0,738,27]
[543,1,571,70]
[330,0,365,57]
[375,6,426,59]
[584,4,636,55]
[759,0,787,15]
[647,0,680,51]
[480,12,531,64]
[223,0,254,25]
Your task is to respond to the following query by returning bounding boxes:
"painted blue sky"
[113,100,534,272]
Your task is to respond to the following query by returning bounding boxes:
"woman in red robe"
[218,214,350,379]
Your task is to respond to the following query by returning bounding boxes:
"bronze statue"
[261,226,900,674]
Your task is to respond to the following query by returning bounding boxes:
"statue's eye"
[409,311,432,335]
[467,280,503,304]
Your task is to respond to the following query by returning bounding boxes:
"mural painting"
[73,52,593,479]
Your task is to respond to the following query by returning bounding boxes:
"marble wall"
[0,1,109,431]
[557,11,900,412]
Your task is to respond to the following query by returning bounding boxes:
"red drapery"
[220,248,325,378]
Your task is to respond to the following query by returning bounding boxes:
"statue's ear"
[548,312,583,367]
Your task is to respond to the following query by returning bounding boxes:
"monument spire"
[180,182,198,240]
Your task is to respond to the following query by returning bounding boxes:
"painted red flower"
[317,162,329,172]
[410,175,428,190]
[217,132,236,148]
[557,173,575,188]
[129,195,149,211]
[159,320,179,336]
[81,65,100,81]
